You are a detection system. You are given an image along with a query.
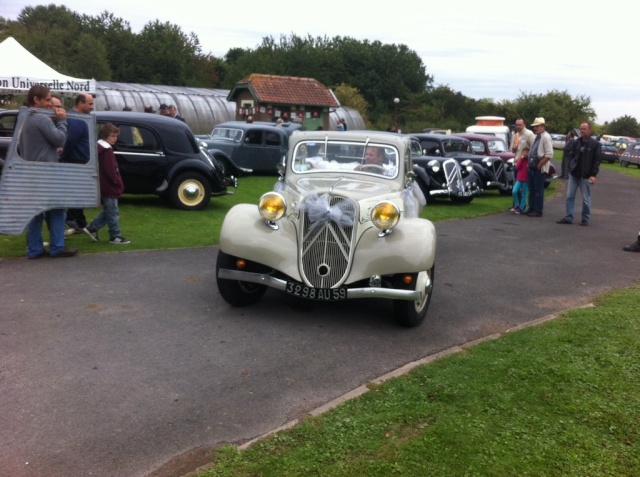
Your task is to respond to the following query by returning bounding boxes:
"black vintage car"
[94,112,234,210]
[197,121,295,175]
[410,133,514,195]
[408,137,481,204]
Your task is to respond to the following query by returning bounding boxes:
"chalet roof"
[227,74,340,108]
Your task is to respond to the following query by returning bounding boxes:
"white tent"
[0,36,95,95]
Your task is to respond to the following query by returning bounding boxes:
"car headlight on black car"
[371,201,399,230]
[258,192,287,221]
[428,159,440,173]
[460,160,473,173]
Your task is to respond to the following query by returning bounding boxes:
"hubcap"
[180,181,204,205]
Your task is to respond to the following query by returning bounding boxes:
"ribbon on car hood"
[302,193,356,232]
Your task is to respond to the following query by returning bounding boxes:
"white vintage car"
[216,130,437,327]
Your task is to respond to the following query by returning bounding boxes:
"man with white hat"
[526,117,553,217]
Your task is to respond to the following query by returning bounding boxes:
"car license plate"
[285,281,347,301]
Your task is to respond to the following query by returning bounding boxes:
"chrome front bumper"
[218,269,429,301]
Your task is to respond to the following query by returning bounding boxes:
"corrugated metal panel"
[0,107,100,235]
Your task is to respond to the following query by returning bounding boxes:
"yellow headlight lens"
[371,201,399,230]
[258,192,286,221]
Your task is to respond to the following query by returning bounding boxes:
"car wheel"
[216,250,268,306]
[213,155,226,175]
[621,160,629,168]
[392,265,434,328]
[170,172,211,210]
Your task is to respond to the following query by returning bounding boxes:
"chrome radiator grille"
[442,159,463,188]
[300,196,356,288]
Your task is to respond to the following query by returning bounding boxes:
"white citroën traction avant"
[216,130,437,327]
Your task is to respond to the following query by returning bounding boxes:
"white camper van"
[466,116,511,144]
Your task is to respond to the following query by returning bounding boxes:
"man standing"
[159,103,171,116]
[19,85,77,258]
[60,93,95,234]
[556,122,600,226]
[512,118,535,160]
[168,105,185,122]
[526,117,553,217]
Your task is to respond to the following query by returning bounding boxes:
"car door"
[234,128,284,173]
[102,122,168,193]
[0,107,100,235]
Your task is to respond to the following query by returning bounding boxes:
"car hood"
[289,175,395,201]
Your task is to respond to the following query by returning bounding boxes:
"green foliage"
[0,7,633,132]
[604,115,640,137]
[333,84,370,126]
[503,89,595,133]
[221,34,432,110]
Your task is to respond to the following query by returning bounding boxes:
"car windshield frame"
[211,127,243,143]
[291,139,399,179]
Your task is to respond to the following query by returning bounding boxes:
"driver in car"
[355,146,396,176]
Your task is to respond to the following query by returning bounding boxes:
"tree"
[504,90,594,133]
[333,84,370,127]
[604,116,640,137]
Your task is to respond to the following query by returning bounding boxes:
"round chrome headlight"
[258,192,286,221]
[371,201,400,230]
[428,159,440,173]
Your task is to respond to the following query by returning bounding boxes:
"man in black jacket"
[556,122,601,226]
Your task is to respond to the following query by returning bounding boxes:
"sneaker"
[64,228,76,237]
[514,208,521,215]
[509,206,517,213]
[83,226,99,242]
[50,246,78,258]
[623,239,640,253]
[65,220,83,233]
[109,235,130,245]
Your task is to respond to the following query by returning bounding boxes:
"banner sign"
[0,76,96,94]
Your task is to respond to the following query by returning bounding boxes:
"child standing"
[83,123,130,244]
[510,154,529,214]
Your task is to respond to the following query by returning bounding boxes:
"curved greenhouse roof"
[95,81,364,135]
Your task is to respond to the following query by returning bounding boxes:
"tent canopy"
[0,36,95,95]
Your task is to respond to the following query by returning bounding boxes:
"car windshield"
[211,127,243,142]
[487,139,507,152]
[442,139,472,155]
[292,140,399,178]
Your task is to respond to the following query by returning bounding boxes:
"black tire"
[216,250,267,306]
[621,160,629,168]
[498,188,512,196]
[392,265,435,328]
[213,155,227,176]
[169,172,211,210]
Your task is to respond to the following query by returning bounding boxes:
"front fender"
[208,149,250,177]
[219,204,303,281]
[347,218,436,283]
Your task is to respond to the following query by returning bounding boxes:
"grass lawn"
[0,174,533,258]
[194,285,640,477]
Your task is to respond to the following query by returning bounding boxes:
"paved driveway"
[1,167,639,477]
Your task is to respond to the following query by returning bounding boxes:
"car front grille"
[489,159,505,181]
[442,158,464,189]
[299,196,356,288]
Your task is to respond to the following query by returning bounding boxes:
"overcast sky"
[4,0,638,125]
